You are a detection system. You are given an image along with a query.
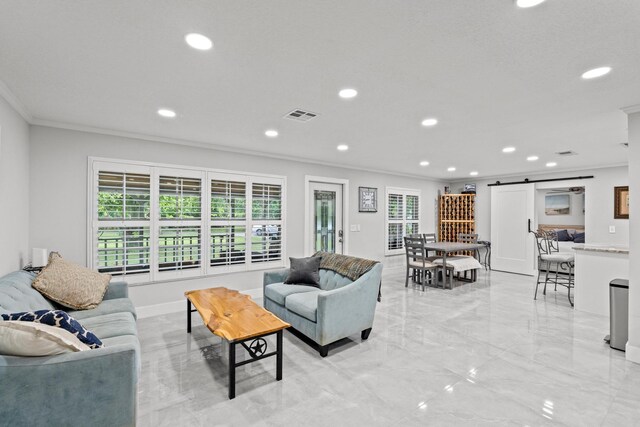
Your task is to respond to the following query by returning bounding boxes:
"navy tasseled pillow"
[1,309,104,349]
[555,229,572,242]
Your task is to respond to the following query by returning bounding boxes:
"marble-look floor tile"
[136,268,640,426]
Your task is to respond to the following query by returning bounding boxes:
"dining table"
[422,242,487,289]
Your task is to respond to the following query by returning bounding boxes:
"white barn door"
[490,184,535,275]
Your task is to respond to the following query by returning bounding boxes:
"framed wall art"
[545,194,570,215]
[614,186,629,219]
[359,187,377,212]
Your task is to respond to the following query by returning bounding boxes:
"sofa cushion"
[264,283,319,306]
[80,312,137,339]
[1,309,104,349]
[284,256,322,287]
[554,229,572,242]
[0,271,55,315]
[319,269,353,291]
[0,321,89,356]
[32,252,111,310]
[285,290,323,322]
[68,298,137,321]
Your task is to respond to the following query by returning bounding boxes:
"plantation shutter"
[385,189,420,254]
[96,171,151,277]
[387,193,404,251]
[158,174,203,274]
[251,182,283,263]
[210,179,247,267]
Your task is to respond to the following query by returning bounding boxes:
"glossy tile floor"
[137,269,640,426]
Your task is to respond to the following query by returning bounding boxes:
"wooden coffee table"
[185,287,290,399]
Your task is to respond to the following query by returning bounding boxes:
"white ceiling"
[0,0,638,179]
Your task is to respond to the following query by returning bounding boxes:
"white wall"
[29,125,443,313]
[535,189,585,227]
[627,110,640,364]
[451,165,629,245]
[0,96,30,275]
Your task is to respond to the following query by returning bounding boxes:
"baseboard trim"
[626,343,640,364]
[136,287,263,319]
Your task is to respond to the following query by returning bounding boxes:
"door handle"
[527,219,532,233]
[338,229,343,243]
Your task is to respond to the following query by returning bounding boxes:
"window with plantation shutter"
[210,179,247,268]
[95,171,151,281]
[157,172,203,278]
[89,159,286,284]
[385,187,420,255]
[251,183,283,263]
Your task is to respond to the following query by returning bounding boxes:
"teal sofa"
[263,256,382,357]
[0,270,139,427]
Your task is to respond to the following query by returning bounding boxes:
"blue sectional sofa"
[263,256,383,357]
[0,270,139,427]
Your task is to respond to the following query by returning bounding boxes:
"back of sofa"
[0,271,54,315]
[318,269,353,291]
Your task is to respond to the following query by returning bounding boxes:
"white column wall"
[626,110,640,363]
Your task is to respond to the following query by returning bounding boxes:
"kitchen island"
[573,244,629,317]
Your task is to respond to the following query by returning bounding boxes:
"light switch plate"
[350,225,358,232]
[609,225,616,233]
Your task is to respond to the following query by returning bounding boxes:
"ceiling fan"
[548,187,585,194]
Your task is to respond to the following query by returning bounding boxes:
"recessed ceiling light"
[338,89,358,99]
[516,0,546,8]
[419,161,430,167]
[185,33,213,50]
[447,167,456,172]
[527,155,539,161]
[337,144,349,151]
[581,66,612,80]
[157,109,176,118]
[265,129,278,138]
[421,118,438,127]
[470,171,479,176]
[502,146,516,153]
[546,162,557,167]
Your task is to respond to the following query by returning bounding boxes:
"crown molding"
[31,118,449,183]
[622,104,640,115]
[449,162,629,184]
[0,78,33,123]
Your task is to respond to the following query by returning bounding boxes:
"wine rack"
[438,194,476,245]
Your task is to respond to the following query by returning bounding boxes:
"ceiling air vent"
[555,150,578,156]
[284,109,318,122]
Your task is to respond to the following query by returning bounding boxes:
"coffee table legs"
[229,341,236,399]
[186,299,197,333]
[276,330,283,381]
[227,330,284,399]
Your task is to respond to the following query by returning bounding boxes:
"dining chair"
[403,235,437,291]
[455,233,480,280]
[533,231,574,306]
[422,233,440,261]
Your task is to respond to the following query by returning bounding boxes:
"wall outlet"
[609,225,616,233]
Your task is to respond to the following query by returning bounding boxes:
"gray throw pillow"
[284,256,322,287]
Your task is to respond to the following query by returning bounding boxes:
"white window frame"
[385,187,421,256]
[88,157,287,285]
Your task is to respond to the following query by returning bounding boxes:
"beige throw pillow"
[0,321,90,356]
[32,252,111,310]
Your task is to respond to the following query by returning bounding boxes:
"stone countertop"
[573,244,629,254]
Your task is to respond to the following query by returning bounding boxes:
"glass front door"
[308,181,343,254]
[314,190,336,252]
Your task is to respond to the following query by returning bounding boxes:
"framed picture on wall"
[545,194,570,215]
[359,187,377,212]
[614,186,629,219]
